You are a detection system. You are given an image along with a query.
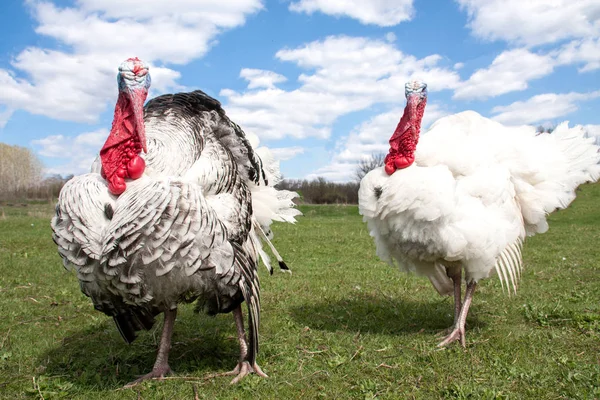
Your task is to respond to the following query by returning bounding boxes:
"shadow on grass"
[38,312,241,390]
[290,293,485,336]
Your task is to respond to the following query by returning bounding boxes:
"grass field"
[0,185,599,399]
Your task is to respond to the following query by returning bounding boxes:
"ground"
[0,185,599,399]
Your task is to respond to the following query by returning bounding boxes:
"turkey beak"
[131,89,148,153]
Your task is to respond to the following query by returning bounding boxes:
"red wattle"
[384,94,426,175]
[100,88,148,196]
[394,154,414,169]
[108,176,126,196]
[384,154,397,174]
[127,156,145,179]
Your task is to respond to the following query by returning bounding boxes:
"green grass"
[0,186,599,399]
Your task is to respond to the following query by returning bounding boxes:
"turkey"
[359,81,600,347]
[51,58,300,386]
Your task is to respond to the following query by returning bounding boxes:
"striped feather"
[232,242,261,365]
[494,238,524,296]
[52,88,299,382]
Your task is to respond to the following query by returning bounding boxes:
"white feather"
[360,111,600,294]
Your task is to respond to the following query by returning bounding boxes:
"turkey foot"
[437,281,476,348]
[437,326,466,347]
[229,305,268,384]
[123,308,177,388]
[203,361,268,384]
[123,365,172,388]
[225,361,268,384]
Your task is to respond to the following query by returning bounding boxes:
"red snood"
[100,90,147,195]
[384,96,426,175]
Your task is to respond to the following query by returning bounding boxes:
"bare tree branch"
[355,153,385,182]
[0,143,70,202]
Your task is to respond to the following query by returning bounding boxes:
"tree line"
[5,124,573,205]
[1,141,387,205]
[276,178,360,204]
[6,122,597,206]
[0,143,72,202]
[276,153,385,204]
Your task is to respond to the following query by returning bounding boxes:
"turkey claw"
[123,366,172,388]
[226,361,268,384]
[437,327,466,348]
[434,326,455,337]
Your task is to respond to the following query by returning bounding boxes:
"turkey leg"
[124,308,177,388]
[436,266,462,338]
[437,281,477,347]
[225,305,268,384]
[447,266,462,326]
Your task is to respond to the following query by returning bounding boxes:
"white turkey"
[51,58,300,386]
[359,81,600,347]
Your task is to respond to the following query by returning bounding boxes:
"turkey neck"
[100,89,148,195]
[384,94,427,174]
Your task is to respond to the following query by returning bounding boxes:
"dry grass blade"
[192,383,200,400]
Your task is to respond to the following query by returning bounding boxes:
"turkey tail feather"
[113,308,156,344]
[515,123,600,235]
[113,315,136,344]
[232,242,260,365]
[253,219,290,273]
[493,238,524,296]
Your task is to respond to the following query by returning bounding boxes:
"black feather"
[278,260,289,271]
[145,90,267,186]
[113,315,136,344]
[145,90,225,119]
[374,186,383,199]
[104,203,114,220]
[112,308,156,344]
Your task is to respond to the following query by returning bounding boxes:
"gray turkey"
[51,58,300,386]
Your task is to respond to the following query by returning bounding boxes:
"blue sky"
[1,0,599,181]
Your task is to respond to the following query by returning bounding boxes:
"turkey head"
[384,80,428,174]
[100,57,151,195]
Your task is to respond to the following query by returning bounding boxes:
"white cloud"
[305,104,448,182]
[554,37,600,72]
[269,146,305,161]
[221,88,335,140]
[222,35,460,141]
[31,129,108,176]
[457,0,600,47]
[0,0,263,124]
[491,91,600,125]
[0,49,184,123]
[289,0,414,27]
[76,0,262,26]
[1,50,113,123]
[453,48,555,100]
[240,69,287,89]
[0,107,14,129]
